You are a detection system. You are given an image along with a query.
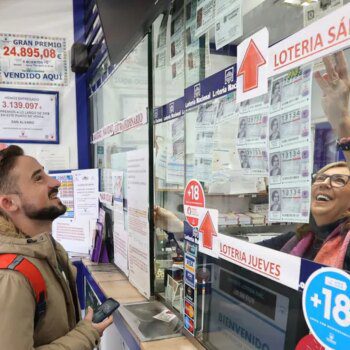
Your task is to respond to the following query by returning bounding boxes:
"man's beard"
[23,201,67,221]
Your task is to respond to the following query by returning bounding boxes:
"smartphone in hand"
[92,298,120,323]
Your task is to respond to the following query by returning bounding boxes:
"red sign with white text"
[183,179,205,227]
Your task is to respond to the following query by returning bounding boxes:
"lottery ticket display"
[268,65,313,223]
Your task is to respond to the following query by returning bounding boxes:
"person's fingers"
[314,71,328,93]
[157,206,166,215]
[334,51,349,80]
[94,315,113,333]
[154,206,159,217]
[323,55,338,80]
[322,72,331,83]
[102,315,114,327]
[85,306,93,322]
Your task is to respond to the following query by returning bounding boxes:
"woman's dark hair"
[240,118,246,127]
[271,190,279,199]
[272,81,280,93]
[271,154,279,163]
[270,118,278,128]
[0,145,24,194]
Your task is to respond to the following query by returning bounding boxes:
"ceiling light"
[283,0,318,6]
[284,0,301,5]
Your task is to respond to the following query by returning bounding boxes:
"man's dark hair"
[0,145,24,194]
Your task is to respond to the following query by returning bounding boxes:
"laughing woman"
[260,161,350,270]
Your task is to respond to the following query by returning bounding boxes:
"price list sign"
[0,33,67,87]
[303,268,350,350]
[0,88,58,143]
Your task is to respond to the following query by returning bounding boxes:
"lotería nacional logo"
[169,101,175,114]
[154,108,159,119]
[194,83,201,98]
[225,67,234,84]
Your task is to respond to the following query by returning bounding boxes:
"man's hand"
[84,306,113,336]
[154,205,184,233]
[314,51,350,137]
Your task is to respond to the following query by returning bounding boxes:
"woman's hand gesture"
[315,51,350,137]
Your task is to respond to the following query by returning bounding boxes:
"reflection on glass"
[197,260,308,350]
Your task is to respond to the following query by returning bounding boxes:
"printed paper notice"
[194,103,216,183]
[112,171,128,276]
[0,90,58,143]
[269,187,310,223]
[72,169,99,219]
[186,0,205,85]
[127,148,150,298]
[37,146,70,172]
[236,92,269,176]
[195,0,215,38]
[166,116,185,185]
[268,65,313,223]
[155,14,168,68]
[215,0,242,50]
[52,218,91,254]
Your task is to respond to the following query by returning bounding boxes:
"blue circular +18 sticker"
[302,267,350,350]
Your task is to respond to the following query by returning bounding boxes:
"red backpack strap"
[0,254,47,326]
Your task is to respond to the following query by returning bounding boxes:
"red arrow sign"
[199,211,217,250]
[237,39,266,92]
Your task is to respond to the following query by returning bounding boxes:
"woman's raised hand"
[314,51,350,138]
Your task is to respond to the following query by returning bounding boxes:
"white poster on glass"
[268,65,313,223]
[52,218,91,255]
[112,171,129,276]
[195,0,215,38]
[37,146,70,171]
[215,0,242,50]
[127,148,150,298]
[72,169,99,220]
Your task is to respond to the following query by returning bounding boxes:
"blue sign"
[185,270,195,288]
[299,258,325,291]
[303,267,350,350]
[153,96,184,124]
[185,254,196,272]
[184,64,236,110]
[184,314,195,334]
[185,240,198,257]
[153,105,164,124]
